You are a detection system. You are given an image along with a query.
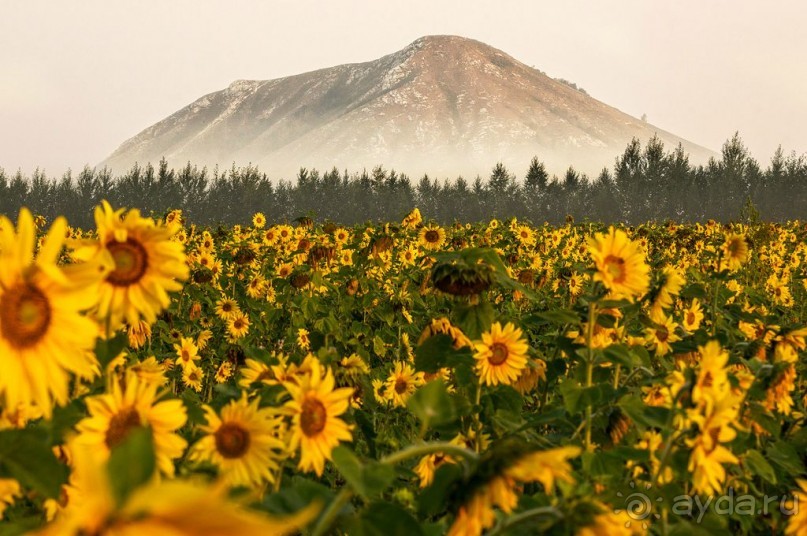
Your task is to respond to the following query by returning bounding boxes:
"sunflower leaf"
[0,428,68,499]
[407,380,456,429]
[107,426,156,507]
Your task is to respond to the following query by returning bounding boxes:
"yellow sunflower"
[383,361,425,407]
[0,209,109,417]
[283,359,353,476]
[587,227,650,300]
[473,322,529,386]
[36,441,318,536]
[418,225,446,251]
[227,312,251,340]
[190,394,286,488]
[183,363,204,393]
[73,201,189,329]
[786,480,807,536]
[75,371,187,476]
[174,336,200,370]
[721,232,749,271]
[215,297,240,320]
[252,212,266,229]
[0,478,20,520]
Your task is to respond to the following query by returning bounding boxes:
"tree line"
[1,134,805,228]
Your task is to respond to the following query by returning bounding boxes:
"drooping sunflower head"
[587,227,650,300]
[74,201,189,330]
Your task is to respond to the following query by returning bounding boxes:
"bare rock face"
[102,35,714,179]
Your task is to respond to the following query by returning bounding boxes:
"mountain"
[102,35,715,179]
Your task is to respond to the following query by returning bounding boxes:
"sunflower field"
[1,203,807,535]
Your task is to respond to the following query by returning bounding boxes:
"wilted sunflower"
[587,227,649,300]
[75,372,187,476]
[283,359,353,476]
[191,394,286,488]
[473,322,529,386]
[0,209,109,417]
[73,201,189,329]
[418,225,446,251]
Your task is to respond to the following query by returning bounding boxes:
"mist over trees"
[1,134,805,227]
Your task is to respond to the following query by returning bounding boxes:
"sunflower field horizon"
[0,200,806,535]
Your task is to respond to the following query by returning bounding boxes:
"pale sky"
[1,0,806,175]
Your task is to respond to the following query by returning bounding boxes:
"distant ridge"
[102,35,715,178]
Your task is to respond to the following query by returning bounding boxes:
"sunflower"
[0,478,20,520]
[786,480,807,536]
[215,297,240,321]
[215,362,233,384]
[191,394,286,488]
[514,225,536,247]
[252,212,266,229]
[127,320,152,349]
[297,328,311,350]
[643,315,680,357]
[587,227,649,300]
[0,209,109,417]
[183,363,204,393]
[283,359,353,476]
[73,201,189,329]
[75,371,187,476]
[682,298,704,332]
[227,312,251,340]
[174,336,200,370]
[721,232,749,271]
[383,361,425,407]
[473,322,529,386]
[239,359,277,389]
[418,225,446,251]
[36,442,318,536]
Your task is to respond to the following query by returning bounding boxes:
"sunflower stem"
[310,487,352,536]
[486,506,562,536]
[584,302,597,452]
[380,441,479,466]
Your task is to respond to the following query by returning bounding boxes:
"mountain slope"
[102,35,714,178]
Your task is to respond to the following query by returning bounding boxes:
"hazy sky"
[1,0,806,174]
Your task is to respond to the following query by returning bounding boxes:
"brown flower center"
[300,397,327,437]
[603,255,626,283]
[105,407,142,449]
[489,342,509,366]
[394,378,409,394]
[424,230,440,243]
[107,238,148,286]
[214,422,251,458]
[656,327,669,343]
[686,312,696,325]
[0,283,51,349]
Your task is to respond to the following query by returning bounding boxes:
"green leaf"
[94,332,128,368]
[0,517,43,536]
[350,501,425,536]
[743,449,777,484]
[407,380,457,429]
[618,395,670,429]
[107,427,156,507]
[766,441,805,475]
[0,428,68,499]
[533,309,580,325]
[602,345,635,367]
[331,446,395,499]
[417,463,463,516]
[453,301,494,339]
[414,334,473,373]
